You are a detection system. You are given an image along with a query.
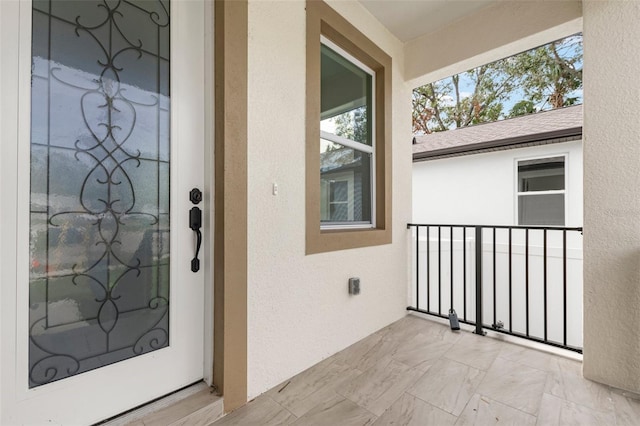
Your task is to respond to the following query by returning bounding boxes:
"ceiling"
[358,0,498,42]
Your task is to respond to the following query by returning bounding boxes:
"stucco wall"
[246,0,411,398]
[412,141,583,227]
[582,0,640,393]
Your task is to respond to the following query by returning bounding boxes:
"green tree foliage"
[413,63,520,133]
[514,37,583,112]
[507,100,537,118]
[413,34,582,134]
[332,106,368,145]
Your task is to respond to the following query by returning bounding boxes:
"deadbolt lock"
[190,188,202,204]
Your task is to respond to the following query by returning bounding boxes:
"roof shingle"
[412,105,582,160]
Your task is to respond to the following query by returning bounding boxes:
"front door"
[0,0,206,424]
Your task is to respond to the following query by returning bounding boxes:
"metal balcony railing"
[407,223,584,353]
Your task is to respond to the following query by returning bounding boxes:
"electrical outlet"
[348,277,360,295]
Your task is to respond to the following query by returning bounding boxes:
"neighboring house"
[1,0,638,424]
[412,105,583,227]
[320,147,370,223]
[411,106,584,348]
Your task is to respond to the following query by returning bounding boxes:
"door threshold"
[99,381,223,426]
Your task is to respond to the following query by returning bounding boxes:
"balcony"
[211,315,639,425]
[208,223,640,425]
[408,223,584,353]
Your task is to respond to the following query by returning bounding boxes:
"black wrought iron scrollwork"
[30,354,81,386]
[29,0,171,387]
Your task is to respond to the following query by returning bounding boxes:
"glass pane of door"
[29,0,171,387]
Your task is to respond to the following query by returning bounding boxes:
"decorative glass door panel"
[29,0,172,387]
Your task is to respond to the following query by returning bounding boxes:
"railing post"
[474,226,484,335]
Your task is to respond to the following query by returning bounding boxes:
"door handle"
[189,188,203,272]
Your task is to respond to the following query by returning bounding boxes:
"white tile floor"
[212,315,640,425]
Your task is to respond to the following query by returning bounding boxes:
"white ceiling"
[358,0,498,42]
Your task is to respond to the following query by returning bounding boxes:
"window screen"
[517,157,565,226]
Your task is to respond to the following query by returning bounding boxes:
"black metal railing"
[407,223,584,353]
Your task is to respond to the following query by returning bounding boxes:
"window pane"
[320,141,372,224]
[330,200,349,222]
[330,181,348,203]
[518,157,565,192]
[320,44,372,146]
[321,106,369,146]
[29,0,170,387]
[518,194,565,226]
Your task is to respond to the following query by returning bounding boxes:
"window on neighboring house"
[517,156,566,226]
[320,39,374,228]
[329,180,349,221]
[306,0,392,254]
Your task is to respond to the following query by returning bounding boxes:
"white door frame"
[0,0,214,423]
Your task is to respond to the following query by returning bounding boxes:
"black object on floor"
[448,309,460,331]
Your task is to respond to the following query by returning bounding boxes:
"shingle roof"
[412,105,582,161]
[320,147,360,173]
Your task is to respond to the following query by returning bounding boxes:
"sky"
[428,33,583,125]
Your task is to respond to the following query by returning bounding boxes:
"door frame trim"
[0,1,21,419]
[213,0,248,412]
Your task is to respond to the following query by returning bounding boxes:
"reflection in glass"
[518,157,565,192]
[320,142,372,223]
[320,42,374,226]
[320,44,372,146]
[29,0,170,387]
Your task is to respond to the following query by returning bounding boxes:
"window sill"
[321,223,374,231]
[306,226,391,254]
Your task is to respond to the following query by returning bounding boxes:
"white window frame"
[320,35,376,230]
[515,153,568,226]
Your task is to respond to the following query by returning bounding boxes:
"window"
[306,0,392,254]
[329,180,349,221]
[517,156,566,226]
[320,39,374,228]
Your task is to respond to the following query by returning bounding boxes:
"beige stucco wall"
[582,0,640,394]
[246,0,412,398]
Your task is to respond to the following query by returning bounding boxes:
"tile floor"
[211,315,640,425]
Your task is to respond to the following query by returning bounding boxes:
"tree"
[413,63,519,134]
[413,34,583,134]
[514,36,582,111]
[507,100,536,118]
[332,106,368,144]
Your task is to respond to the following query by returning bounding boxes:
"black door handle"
[190,207,202,272]
[189,188,203,272]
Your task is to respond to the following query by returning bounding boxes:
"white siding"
[412,141,583,227]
